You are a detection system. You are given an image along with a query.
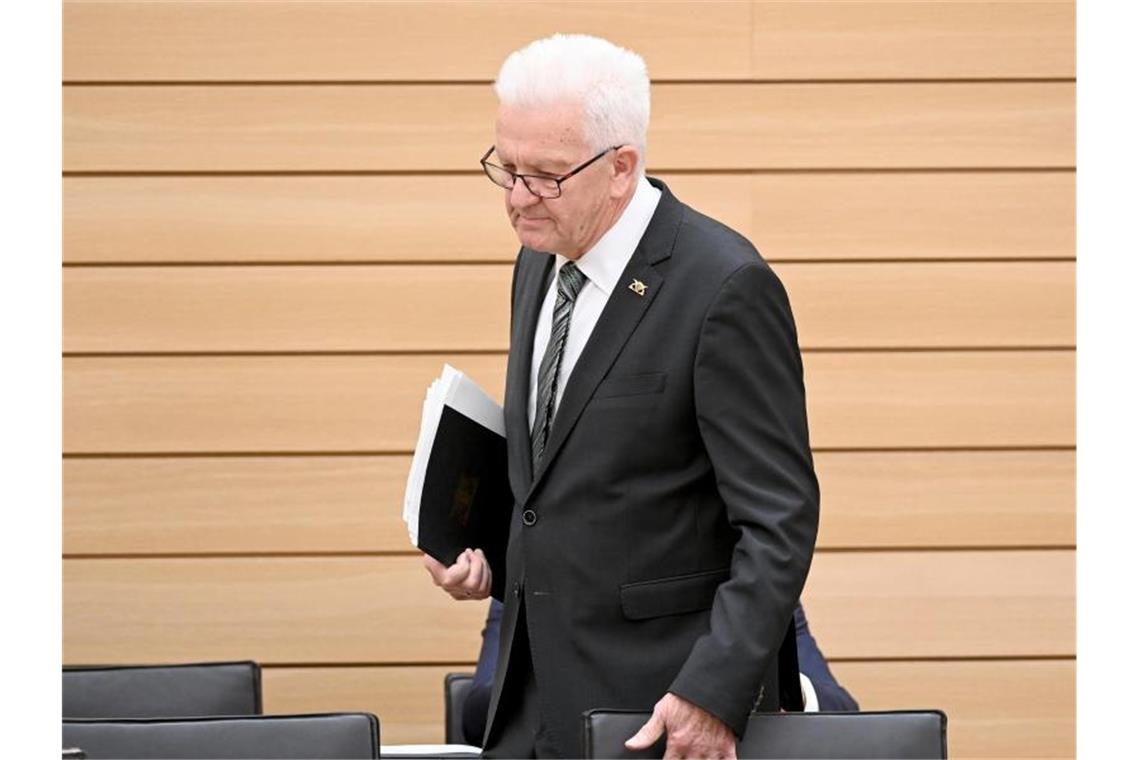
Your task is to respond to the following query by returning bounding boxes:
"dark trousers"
[481,601,787,757]
[481,600,561,758]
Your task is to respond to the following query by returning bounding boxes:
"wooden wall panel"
[63,556,490,664]
[63,1,753,83]
[62,550,1073,665]
[63,1,1073,83]
[64,84,487,173]
[833,659,1075,759]
[262,665,463,746]
[64,265,514,353]
[813,450,1074,549]
[63,172,1075,264]
[63,354,507,454]
[64,456,414,556]
[63,83,1074,172]
[63,261,1074,353]
[259,659,1075,753]
[63,351,1074,454]
[751,1,1074,80]
[778,261,1073,349]
[648,81,1073,171]
[62,450,1075,556]
[741,171,1074,262]
[63,174,521,264]
[800,550,1074,659]
[803,351,1073,449]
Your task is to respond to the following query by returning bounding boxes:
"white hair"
[494,34,650,174]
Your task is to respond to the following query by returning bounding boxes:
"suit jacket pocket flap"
[594,372,667,400]
[619,567,730,620]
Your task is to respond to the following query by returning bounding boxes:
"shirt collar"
[554,176,662,297]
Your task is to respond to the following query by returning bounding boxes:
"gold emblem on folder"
[629,279,647,296]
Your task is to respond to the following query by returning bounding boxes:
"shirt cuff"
[799,672,819,712]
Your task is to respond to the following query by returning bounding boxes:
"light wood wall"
[62,3,1075,758]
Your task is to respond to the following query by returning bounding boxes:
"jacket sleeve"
[668,260,820,736]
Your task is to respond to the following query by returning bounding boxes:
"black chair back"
[444,673,475,744]
[582,709,947,759]
[63,661,261,719]
[63,712,380,759]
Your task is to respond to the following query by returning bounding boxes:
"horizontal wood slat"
[63,83,1074,172]
[814,450,1074,549]
[752,1,1074,81]
[64,456,413,556]
[62,550,1073,664]
[63,1,753,82]
[258,659,1075,755]
[66,265,512,353]
[63,1,1074,82]
[62,450,1075,556]
[804,351,1073,449]
[799,550,1073,660]
[62,351,1074,453]
[262,665,462,746]
[63,261,1075,353]
[833,659,1074,759]
[63,354,503,455]
[63,171,1075,264]
[63,556,489,664]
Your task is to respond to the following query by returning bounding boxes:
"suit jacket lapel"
[526,180,683,497]
[505,250,553,503]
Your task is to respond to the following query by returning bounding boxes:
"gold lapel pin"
[629,279,647,297]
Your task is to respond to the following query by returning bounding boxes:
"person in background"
[792,604,859,713]
[460,599,858,746]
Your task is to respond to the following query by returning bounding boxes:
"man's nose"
[508,178,540,209]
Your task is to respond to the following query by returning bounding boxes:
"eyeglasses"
[480,145,622,199]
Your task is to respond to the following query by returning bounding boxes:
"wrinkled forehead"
[493,101,589,168]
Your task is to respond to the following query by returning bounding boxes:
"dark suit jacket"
[483,177,820,756]
[465,600,856,745]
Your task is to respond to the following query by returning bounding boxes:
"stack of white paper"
[379,744,482,758]
[403,364,506,549]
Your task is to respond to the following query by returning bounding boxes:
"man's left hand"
[422,548,491,601]
[625,692,736,759]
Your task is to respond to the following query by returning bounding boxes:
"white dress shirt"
[527,176,662,429]
[800,672,820,712]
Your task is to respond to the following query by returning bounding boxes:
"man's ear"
[611,145,640,196]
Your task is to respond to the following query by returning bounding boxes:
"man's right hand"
[423,548,492,601]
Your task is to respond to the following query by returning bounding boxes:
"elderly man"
[424,34,819,759]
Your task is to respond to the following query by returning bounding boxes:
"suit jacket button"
[513,582,521,598]
[522,509,538,526]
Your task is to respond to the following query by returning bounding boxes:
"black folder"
[417,405,510,597]
[405,366,510,600]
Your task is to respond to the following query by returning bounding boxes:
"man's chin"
[514,228,549,252]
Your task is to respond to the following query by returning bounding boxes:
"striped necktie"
[531,261,588,469]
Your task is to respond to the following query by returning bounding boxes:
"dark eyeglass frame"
[480,145,623,199]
